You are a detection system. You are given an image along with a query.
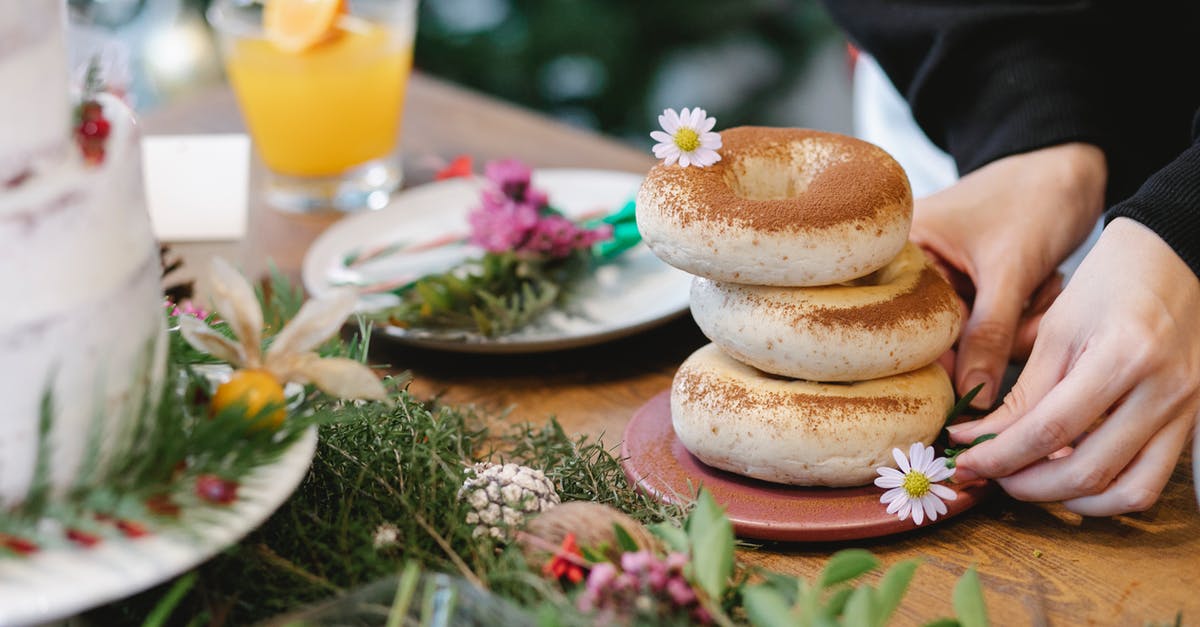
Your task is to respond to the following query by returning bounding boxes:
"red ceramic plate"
[621,391,995,542]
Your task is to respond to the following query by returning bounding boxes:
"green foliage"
[372,251,589,337]
[742,552,990,627]
[686,491,735,604]
[952,567,988,627]
[414,0,837,141]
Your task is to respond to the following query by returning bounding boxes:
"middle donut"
[690,242,963,382]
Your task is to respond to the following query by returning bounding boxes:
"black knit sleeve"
[823,0,1111,176]
[1106,116,1200,279]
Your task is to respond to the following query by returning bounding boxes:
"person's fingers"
[954,348,1131,479]
[993,385,1188,502]
[947,332,1066,445]
[1011,312,1043,362]
[955,276,1028,409]
[1012,273,1062,359]
[1062,414,1193,516]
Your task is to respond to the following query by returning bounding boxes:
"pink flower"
[165,298,209,320]
[485,158,534,201]
[466,158,614,259]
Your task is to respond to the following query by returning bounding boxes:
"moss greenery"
[11,270,992,626]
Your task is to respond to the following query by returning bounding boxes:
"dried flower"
[373,522,401,549]
[543,533,587,584]
[577,549,709,624]
[875,442,956,525]
[179,258,388,403]
[650,107,721,168]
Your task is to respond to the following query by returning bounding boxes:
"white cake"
[0,0,166,507]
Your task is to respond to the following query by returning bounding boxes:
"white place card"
[142,134,250,242]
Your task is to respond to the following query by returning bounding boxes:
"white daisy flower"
[650,107,722,168]
[875,442,957,526]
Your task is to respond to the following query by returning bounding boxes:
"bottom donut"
[670,343,953,487]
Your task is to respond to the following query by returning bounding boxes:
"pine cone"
[460,462,559,540]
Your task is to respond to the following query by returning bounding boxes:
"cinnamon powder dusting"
[642,127,912,233]
[805,266,957,329]
[674,366,926,420]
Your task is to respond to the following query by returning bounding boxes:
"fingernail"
[945,422,976,442]
[953,467,979,482]
[962,371,994,409]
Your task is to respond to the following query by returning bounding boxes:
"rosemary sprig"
[371,251,590,337]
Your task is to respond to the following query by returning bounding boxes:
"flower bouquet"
[357,159,639,338]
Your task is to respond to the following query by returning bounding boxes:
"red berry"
[0,535,38,555]
[146,494,182,517]
[80,117,110,140]
[196,474,239,505]
[66,528,102,547]
[116,519,150,538]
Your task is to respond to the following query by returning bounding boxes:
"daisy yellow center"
[673,128,700,152]
[902,471,931,497]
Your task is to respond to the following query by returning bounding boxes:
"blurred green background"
[67,0,852,147]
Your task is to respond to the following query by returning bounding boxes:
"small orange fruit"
[263,0,347,53]
[211,369,287,430]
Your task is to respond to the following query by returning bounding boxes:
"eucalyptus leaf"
[648,522,689,553]
[760,571,802,605]
[952,567,989,627]
[842,585,875,627]
[612,522,640,552]
[691,516,734,601]
[874,559,920,626]
[819,549,879,588]
[744,585,799,627]
[824,586,854,618]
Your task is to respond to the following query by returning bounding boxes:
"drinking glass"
[208,0,416,212]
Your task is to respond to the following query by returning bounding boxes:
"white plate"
[302,169,693,353]
[0,428,317,626]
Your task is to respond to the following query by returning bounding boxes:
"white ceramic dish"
[0,428,317,626]
[302,169,692,353]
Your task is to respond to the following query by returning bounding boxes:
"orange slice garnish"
[263,0,347,53]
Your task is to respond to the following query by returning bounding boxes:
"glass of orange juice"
[208,0,416,212]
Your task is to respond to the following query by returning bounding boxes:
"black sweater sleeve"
[826,0,1200,279]
[823,0,1111,176]
[1107,113,1200,279]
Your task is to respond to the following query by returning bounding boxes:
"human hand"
[949,218,1200,515]
[913,143,1107,407]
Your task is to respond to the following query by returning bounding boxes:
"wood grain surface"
[144,73,1199,626]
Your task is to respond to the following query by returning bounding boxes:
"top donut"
[637,127,913,286]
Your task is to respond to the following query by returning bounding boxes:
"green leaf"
[943,383,985,429]
[141,572,197,627]
[579,545,606,564]
[691,515,734,601]
[841,585,875,627]
[687,489,723,541]
[970,433,997,446]
[825,586,854,617]
[923,619,961,627]
[760,571,802,605]
[648,522,689,553]
[819,549,879,588]
[952,567,989,627]
[612,522,640,552]
[873,559,920,626]
[743,584,799,627]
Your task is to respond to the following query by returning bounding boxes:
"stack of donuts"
[637,127,964,487]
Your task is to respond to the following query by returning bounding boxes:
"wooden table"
[145,73,1199,626]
